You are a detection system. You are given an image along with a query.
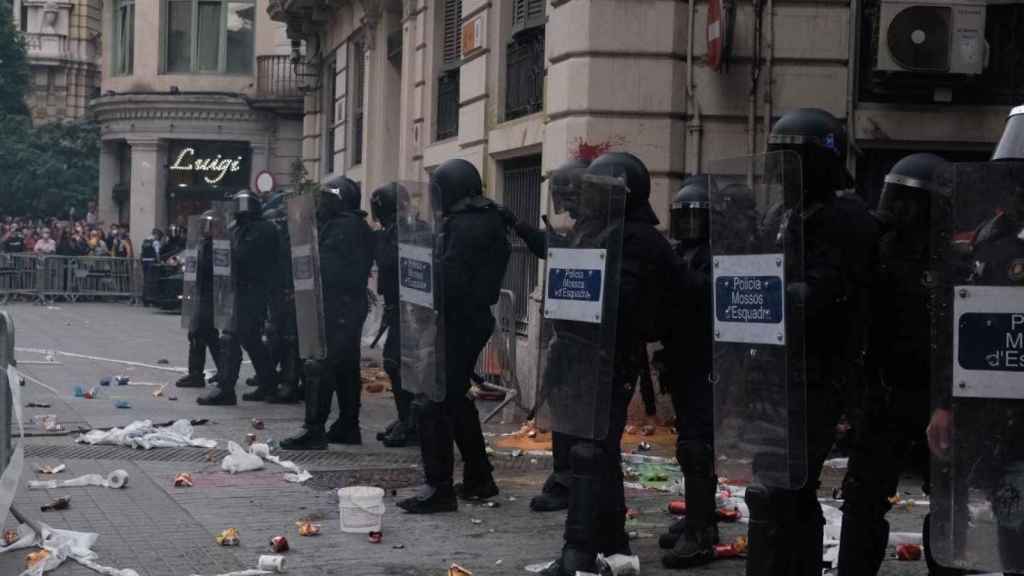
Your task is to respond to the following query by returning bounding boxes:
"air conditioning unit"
[876,0,987,75]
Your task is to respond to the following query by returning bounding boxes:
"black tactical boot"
[279,429,328,451]
[266,383,301,404]
[197,387,236,406]
[659,517,691,549]
[530,474,570,512]
[376,419,400,442]
[175,373,205,388]
[397,484,458,514]
[381,421,417,448]
[664,443,719,568]
[455,471,499,501]
[326,421,362,445]
[242,385,276,402]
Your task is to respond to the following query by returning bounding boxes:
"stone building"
[89,0,304,250]
[10,0,101,123]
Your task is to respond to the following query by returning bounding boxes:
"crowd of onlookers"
[0,211,135,258]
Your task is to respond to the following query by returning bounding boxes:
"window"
[351,37,366,166]
[113,0,135,75]
[436,0,462,140]
[323,57,336,175]
[510,0,545,35]
[162,0,255,74]
[505,0,545,120]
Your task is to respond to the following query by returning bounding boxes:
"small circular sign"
[254,171,275,195]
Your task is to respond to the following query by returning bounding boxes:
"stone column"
[97,140,119,226]
[127,140,166,252]
[363,8,402,195]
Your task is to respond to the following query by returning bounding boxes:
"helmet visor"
[993,112,1024,162]
[670,204,709,242]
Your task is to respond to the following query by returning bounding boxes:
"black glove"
[497,205,518,228]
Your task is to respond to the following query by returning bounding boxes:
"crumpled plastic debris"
[35,464,65,475]
[216,528,240,547]
[448,563,472,576]
[40,496,70,512]
[896,543,922,561]
[4,522,142,576]
[269,535,289,552]
[31,415,63,433]
[221,442,264,474]
[174,473,193,487]
[296,521,320,536]
[76,419,216,450]
[597,554,640,576]
[29,469,128,490]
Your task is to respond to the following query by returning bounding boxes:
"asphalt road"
[0,302,932,576]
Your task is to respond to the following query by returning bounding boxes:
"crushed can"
[25,549,49,569]
[3,529,19,546]
[896,544,922,561]
[297,521,321,537]
[174,473,193,488]
[216,528,240,546]
[270,535,289,553]
[40,496,70,512]
[368,531,383,544]
[251,418,264,430]
[668,500,687,515]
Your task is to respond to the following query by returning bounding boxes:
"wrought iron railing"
[505,28,545,121]
[436,70,460,141]
[502,157,543,329]
[257,55,302,98]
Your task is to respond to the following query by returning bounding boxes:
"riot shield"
[707,151,806,489]
[211,201,235,332]
[534,174,627,440]
[929,161,1024,573]
[397,181,445,402]
[286,193,326,360]
[180,216,201,331]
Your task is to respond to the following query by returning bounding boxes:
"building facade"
[269,0,1024,405]
[10,0,101,123]
[90,0,304,250]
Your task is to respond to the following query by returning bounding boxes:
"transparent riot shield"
[211,201,235,332]
[286,193,326,360]
[708,150,806,489]
[534,175,627,440]
[180,215,201,331]
[930,161,1024,573]
[397,181,445,402]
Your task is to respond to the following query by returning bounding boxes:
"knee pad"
[678,441,714,478]
[569,443,603,476]
[412,396,443,420]
[840,473,892,519]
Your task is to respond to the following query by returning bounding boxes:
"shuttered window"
[511,0,545,35]
[441,0,462,70]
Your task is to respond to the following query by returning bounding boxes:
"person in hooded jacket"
[397,159,511,514]
[281,176,374,449]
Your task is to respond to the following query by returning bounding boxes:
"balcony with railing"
[252,55,304,114]
[23,33,71,63]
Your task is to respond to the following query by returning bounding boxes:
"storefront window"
[166,141,252,225]
[162,0,255,75]
[114,0,135,75]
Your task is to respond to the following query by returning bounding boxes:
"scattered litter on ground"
[77,419,216,450]
[174,473,193,488]
[29,469,128,490]
[40,496,71,511]
[635,442,652,453]
[269,535,289,553]
[25,402,50,408]
[0,523,140,576]
[35,464,65,475]
[713,537,748,559]
[216,528,240,546]
[251,418,264,430]
[221,442,311,483]
[246,433,257,445]
[99,378,111,387]
[368,531,383,544]
[152,384,166,398]
[597,553,640,575]
[156,358,169,365]
[258,555,287,572]
[470,518,482,525]
[112,400,131,409]
[296,521,320,537]
[896,543,922,561]
[448,563,472,576]
[525,561,553,573]
[26,548,50,569]
[392,544,405,549]
[824,457,849,470]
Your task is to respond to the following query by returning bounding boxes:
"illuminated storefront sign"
[169,146,247,184]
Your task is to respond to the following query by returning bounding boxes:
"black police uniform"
[838,153,946,576]
[177,234,221,387]
[199,196,280,406]
[398,159,510,514]
[745,109,880,576]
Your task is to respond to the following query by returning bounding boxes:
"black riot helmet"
[768,108,852,199]
[431,159,482,214]
[671,175,710,242]
[876,153,949,231]
[319,176,361,223]
[588,152,651,203]
[992,105,1024,162]
[371,182,410,224]
[549,158,590,218]
[199,209,221,239]
[232,189,262,217]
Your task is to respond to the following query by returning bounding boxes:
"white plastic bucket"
[337,486,385,533]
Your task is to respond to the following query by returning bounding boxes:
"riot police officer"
[281,176,374,449]
[371,182,417,447]
[198,190,280,406]
[262,205,302,404]
[176,210,222,389]
[659,175,718,568]
[397,159,509,514]
[540,152,678,576]
[743,109,879,576]
[837,153,949,576]
[502,158,590,513]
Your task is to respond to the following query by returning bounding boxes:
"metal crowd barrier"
[0,254,143,304]
[475,289,523,422]
[0,311,13,472]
